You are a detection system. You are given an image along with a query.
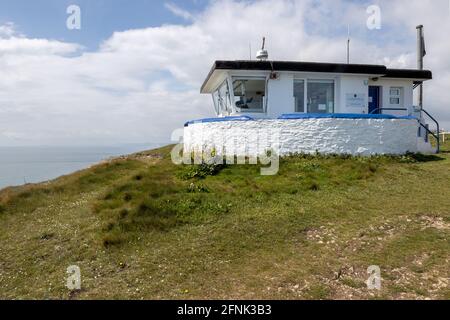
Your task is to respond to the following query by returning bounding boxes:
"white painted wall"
[263,72,371,116]
[219,70,415,118]
[338,75,370,114]
[368,79,414,116]
[266,73,294,118]
[184,118,420,156]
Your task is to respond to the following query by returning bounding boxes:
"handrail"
[421,108,440,153]
[369,107,408,115]
[421,109,440,131]
[419,122,440,153]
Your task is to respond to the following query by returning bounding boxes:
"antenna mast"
[347,25,350,64]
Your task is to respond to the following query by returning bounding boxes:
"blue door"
[368,86,380,114]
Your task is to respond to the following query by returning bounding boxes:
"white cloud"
[0,22,17,38]
[0,0,449,146]
[0,38,80,55]
[164,2,195,21]
[0,22,79,55]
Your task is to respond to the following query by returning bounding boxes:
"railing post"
[437,124,440,153]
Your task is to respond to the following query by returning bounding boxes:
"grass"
[0,138,449,300]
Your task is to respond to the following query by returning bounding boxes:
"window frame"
[389,86,403,106]
[213,79,233,116]
[231,76,267,114]
[293,78,336,114]
[293,79,307,113]
[212,90,220,115]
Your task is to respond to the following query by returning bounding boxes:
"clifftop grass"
[0,140,449,300]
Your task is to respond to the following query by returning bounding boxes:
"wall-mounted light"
[270,72,279,80]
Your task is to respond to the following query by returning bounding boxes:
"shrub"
[178,163,226,180]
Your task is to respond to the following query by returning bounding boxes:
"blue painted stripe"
[277,113,417,120]
[184,114,418,127]
[184,116,254,127]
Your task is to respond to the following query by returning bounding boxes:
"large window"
[232,77,266,112]
[307,80,335,113]
[294,79,335,113]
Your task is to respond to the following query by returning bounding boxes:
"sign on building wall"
[346,93,366,108]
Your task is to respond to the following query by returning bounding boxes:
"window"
[212,90,220,114]
[307,80,335,113]
[294,80,305,112]
[232,77,266,112]
[293,79,335,113]
[213,80,232,115]
[389,87,403,106]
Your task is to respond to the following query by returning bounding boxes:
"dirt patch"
[419,215,450,230]
[101,153,164,166]
[389,267,449,300]
[306,225,339,247]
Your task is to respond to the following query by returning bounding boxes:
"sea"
[0,144,165,190]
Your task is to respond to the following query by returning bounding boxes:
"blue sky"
[0,0,449,146]
[0,0,208,49]
[0,0,409,50]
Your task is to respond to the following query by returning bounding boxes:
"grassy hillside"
[0,139,449,300]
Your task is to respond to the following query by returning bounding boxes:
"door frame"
[368,85,382,114]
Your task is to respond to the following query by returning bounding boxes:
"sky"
[0,0,449,146]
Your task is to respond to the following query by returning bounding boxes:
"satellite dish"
[256,37,268,61]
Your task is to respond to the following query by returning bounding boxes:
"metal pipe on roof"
[416,25,425,109]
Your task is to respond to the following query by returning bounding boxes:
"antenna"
[347,24,350,64]
[256,37,269,61]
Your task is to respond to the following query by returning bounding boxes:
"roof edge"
[383,68,432,80]
[201,60,433,93]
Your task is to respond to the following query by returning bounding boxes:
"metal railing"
[369,107,408,114]
[369,107,440,153]
[421,108,440,153]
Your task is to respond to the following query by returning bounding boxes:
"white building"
[184,60,439,156]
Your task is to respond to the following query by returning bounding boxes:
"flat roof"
[201,60,432,93]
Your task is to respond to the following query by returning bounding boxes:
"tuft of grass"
[39,232,55,241]
[305,284,331,300]
[341,277,366,289]
[102,231,127,247]
[306,180,320,191]
[187,183,210,193]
